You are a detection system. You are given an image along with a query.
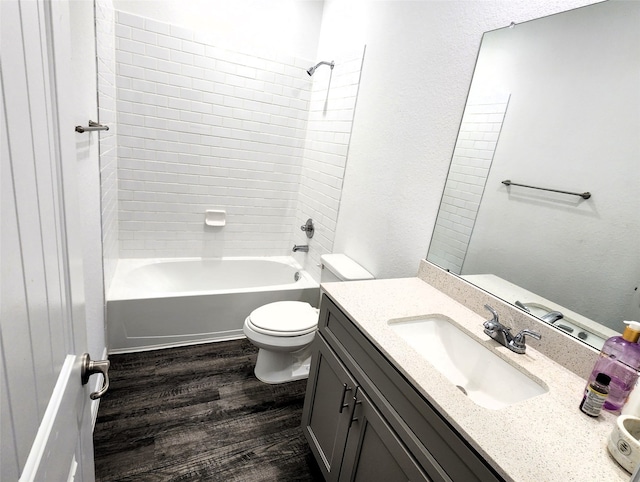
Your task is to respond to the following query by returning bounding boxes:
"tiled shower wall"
[292,52,365,281]
[97,8,363,275]
[427,93,509,273]
[96,0,118,292]
[114,11,313,258]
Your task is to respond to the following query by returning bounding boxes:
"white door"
[1,1,99,480]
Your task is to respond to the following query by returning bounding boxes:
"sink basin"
[388,316,548,409]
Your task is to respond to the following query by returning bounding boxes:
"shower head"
[306,60,335,76]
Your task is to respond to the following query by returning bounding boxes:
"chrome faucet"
[540,310,564,324]
[515,300,564,324]
[483,305,542,355]
[292,244,309,252]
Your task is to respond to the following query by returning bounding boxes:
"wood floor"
[93,339,324,481]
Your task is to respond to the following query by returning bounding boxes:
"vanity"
[301,262,630,481]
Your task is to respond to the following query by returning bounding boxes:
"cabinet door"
[339,388,432,482]
[302,337,358,482]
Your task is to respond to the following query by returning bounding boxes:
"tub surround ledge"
[320,267,628,481]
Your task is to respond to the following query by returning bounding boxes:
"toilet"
[243,254,374,384]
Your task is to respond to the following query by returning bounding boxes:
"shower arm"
[307,60,335,76]
[315,61,334,69]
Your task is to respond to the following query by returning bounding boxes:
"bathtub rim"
[107,255,318,301]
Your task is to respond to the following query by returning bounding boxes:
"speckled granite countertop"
[321,277,629,482]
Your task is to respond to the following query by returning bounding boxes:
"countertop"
[321,277,630,482]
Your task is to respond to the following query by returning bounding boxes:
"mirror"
[427,0,640,350]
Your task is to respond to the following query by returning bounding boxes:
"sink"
[388,316,548,409]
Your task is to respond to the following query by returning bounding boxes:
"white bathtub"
[106,257,319,353]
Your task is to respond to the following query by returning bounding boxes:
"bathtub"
[106,257,319,353]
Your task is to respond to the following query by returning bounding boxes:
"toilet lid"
[248,301,318,336]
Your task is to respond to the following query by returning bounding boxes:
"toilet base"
[254,345,312,384]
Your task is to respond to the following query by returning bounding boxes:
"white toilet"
[243,254,374,384]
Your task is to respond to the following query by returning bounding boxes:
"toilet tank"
[320,254,374,283]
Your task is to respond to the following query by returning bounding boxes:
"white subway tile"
[181,40,205,56]
[167,97,191,111]
[118,38,145,55]
[181,64,205,79]
[170,25,193,41]
[157,34,182,50]
[179,110,203,123]
[144,18,170,35]
[114,18,363,258]
[131,28,157,45]
[170,49,194,65]
[190,101,212,114]
[115,49,133,65]
[146,44,171,61]
[193,55,216,70]
[115,23,131,39]
[117,11,144,29]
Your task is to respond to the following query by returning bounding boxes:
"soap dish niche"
[205,209,226,227]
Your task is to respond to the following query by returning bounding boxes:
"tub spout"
[293,245,309,253]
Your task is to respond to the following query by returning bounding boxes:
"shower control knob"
[300,218,315,238]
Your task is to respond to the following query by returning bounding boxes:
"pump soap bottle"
[585,321,640,413]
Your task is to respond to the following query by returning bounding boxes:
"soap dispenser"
[585,321,640,413]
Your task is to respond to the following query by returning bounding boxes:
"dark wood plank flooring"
[94,339,323,481]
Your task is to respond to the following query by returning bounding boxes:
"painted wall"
[326,0,601,278]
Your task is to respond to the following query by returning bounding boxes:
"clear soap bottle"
[585,321,640,413]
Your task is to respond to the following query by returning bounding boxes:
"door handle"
[81,353,110,400]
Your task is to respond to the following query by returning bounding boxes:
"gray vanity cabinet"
[301,335,357,481]
[302,294,504,482]
[338,386,430,482]
[303,335,430,482]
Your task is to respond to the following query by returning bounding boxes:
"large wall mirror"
[427,0,640,350]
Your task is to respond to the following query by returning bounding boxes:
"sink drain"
[456,385,468,396]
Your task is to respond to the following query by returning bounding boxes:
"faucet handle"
[484,304,498,322]
[509,329,542,354]
[514,329,542,345]
[483,305,508,331]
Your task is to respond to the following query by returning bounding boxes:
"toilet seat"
[247,301,318,337]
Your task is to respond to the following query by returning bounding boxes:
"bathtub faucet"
[292,245,309,253]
